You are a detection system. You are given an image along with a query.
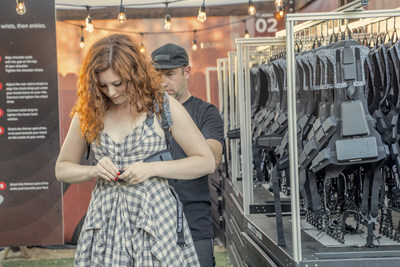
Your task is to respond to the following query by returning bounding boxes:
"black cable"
[60,16,254,36]
[56,0,186,9]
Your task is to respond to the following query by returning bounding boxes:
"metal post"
[217,60,224,113]
[285,19,302,264]
[228,52,240,182]
[205,67,218,104]
[222,59,230,164]
[244,44,254,213]
[234,55,241,182]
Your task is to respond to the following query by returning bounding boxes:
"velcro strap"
[170,186,186,246]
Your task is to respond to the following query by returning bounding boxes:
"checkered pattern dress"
[74,104,200,266]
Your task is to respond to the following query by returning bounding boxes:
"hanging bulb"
[140,43,145,53]
[248,0,256,16]
[164,14,171,30]
[16,0,26,15]
[191,40,198,51]
[79,26,85,48]
[118,5,126,23]
[244,29,250,39]
[275,7,284,20]
[139,33,145,53]
[197,4,206,23]
[79,37,85,48]
[274,0,283,9]
[85,15,94,33]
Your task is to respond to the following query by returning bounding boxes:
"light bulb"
[244,30,250,39]
[140,43,145,53]
[118,5,126,23]
[275,0,283,7]
[197,5,206,23]
[79,37,85,48]
[191,40,198,51]
[85,16,94,33]
[164,14,171,30]
[118,13,126,23]
[16,0,26,15]
[248,1,256,16]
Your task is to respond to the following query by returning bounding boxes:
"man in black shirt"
[152,43,224,267]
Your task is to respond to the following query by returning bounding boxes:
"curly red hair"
[71,34,163,143]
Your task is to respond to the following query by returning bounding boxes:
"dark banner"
[0,0,63,246]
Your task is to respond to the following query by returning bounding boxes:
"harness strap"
[271,165,286,246]
[160,106,173,151]
[366,167,382,247]
[252,138,263,183]
[361,168,372,217]
[308,170,321,214]
[170,186,186,246]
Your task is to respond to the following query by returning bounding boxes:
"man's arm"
[206,139,223,170]
[199,102,224,171]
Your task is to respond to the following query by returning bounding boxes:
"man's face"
[159,66,190,103]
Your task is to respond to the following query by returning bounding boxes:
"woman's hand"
[119,162,153,184]
[95,156,119,181]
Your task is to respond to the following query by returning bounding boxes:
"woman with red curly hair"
[55,34,214,266]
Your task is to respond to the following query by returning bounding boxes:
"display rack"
[284,8,400,264]
[219,6,400,267]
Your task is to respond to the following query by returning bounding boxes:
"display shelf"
[244,214,400,267]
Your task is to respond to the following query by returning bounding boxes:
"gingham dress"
[74,100,200,267]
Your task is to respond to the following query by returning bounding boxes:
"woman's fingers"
[97,157,119,181]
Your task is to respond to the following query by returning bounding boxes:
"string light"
[79,26,85,48]
[139,33,145,53]
[16,0,26,15]
[85,6,94,33]
[62,13,259,51]
[164,2,171,30]
[248,0,256,16]
[275,0,284,9]
[192,30,198,51]
[275,0,285,19]
[275,7,284,20]
[243,20,250,38]
[118,0,126,23]
[197,0,207,23]
[164,14,171,30]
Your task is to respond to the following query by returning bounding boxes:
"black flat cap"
[151,43,189,69]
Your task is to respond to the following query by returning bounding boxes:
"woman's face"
[97,68,128,105]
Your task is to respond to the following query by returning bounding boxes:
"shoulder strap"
[160,107,173,150]
[155,91,173,152]
[86,142,91,160]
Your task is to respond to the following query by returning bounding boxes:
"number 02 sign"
[254,13,284,37]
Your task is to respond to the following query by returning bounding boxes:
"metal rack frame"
[227,52,241,183]
[205,66,218,104]
[217,58,230,169]
[235,37,286,216]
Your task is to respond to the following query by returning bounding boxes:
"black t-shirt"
[168,96,224,240]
